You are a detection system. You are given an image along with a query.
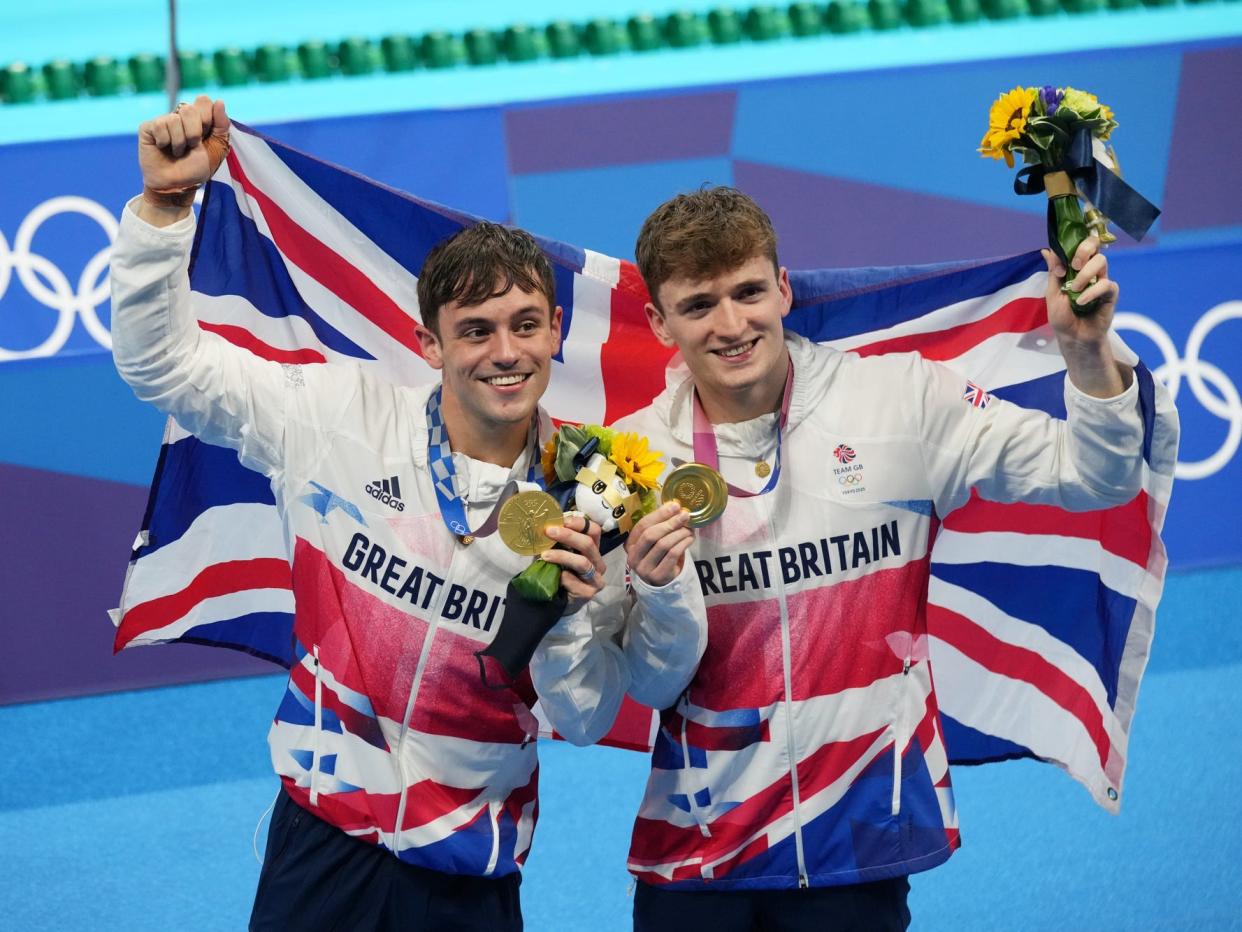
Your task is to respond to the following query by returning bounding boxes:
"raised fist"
[138,95,231,206]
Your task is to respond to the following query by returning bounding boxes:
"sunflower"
[540,436,559,486]
[979,86,1036,168]
[610,432,664,491]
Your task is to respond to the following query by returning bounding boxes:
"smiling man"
[599,186,1149,931]
[109,96,704,931]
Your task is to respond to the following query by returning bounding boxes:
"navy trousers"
[249,788,522,931]
[633,876,911,932]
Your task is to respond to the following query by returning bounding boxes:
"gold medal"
[754,461,771,478]
[661,463,727,528]
[497,490,564,556]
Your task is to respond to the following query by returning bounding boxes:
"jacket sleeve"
[529,548,707,746]
[109,198,353,477]
[912,353,1145,517]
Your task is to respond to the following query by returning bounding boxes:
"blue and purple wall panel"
[3,38,1239,703]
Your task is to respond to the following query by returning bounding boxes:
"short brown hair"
[635,186,779,307]
[417,221,557,333]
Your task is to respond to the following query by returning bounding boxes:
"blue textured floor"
[2,565,1239,930]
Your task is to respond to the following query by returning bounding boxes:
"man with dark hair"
[567,185,1143,930]
[110,96,705,930]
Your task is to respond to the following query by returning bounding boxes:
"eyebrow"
[733,277,768,292]
[673,279,768,314]
[673,292,715,314]
[452,307,546,333]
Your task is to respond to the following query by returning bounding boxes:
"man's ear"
[644,302,677,348]
[550,305,564,355]
[778,266,793,320]
[415,323,444,370]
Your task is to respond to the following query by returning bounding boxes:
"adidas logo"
[365,476,405,512]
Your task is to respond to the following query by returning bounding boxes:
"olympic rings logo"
[837,474,863,486]
[1115,305,1242,481]
[0,196,118,361]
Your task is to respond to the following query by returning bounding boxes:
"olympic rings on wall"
[1115,306,1242,481]
[0,196,118,361]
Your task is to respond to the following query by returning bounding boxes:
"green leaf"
[554,437,582,482]
[512,558,563,602]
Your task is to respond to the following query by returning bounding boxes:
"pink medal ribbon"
[690,358,794,499]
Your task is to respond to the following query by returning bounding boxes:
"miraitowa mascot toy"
[476,426,663,687]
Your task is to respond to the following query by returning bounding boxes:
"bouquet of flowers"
[477,425,664,685]
[512,425,663,600]
[979,85,1159,313]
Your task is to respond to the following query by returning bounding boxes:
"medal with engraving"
[498,491,565,556]
[661,463,728,528]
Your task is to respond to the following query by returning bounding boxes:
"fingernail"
[541,551,554,561]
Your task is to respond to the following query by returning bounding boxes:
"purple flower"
[1040,85,1063,116]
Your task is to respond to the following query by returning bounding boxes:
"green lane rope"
[0,0,1222,105]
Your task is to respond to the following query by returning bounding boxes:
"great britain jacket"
[109,202,705,878]
[582,332,1143,891]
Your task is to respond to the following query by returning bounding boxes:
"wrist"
[136,188,196,227]
[142,184,198,209]
[1060,339,1132,397]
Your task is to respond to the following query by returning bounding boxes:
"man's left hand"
[1044,236,1131,398]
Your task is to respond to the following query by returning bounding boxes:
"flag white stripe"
[931,529,1151,601]
[121,503,288,607]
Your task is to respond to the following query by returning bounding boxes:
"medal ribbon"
[426,385,542,538]
[691,358,794,499]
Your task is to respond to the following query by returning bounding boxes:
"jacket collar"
[407,382,553,495]
[653,332,827,448]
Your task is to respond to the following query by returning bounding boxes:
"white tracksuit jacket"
[539,331,1145,890]
[109,200,706,878]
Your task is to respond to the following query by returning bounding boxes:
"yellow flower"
[610,432,664,491]
[540,436,559,486]
[979,86,1036,168]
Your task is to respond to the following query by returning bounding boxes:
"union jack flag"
[832,444,856,464]
[112,124,1178,810]
[963,379,993,408]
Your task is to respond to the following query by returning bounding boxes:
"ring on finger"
[577,565,597,583]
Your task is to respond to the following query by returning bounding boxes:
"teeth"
[719,341,756,358]
[486,374,527,386]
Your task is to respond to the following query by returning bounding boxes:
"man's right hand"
[625,501,695,588]
[137,95,231,225]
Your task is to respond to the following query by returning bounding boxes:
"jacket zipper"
[892,657,911,816]
[309,643,323,806]
[768,512,809,889]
